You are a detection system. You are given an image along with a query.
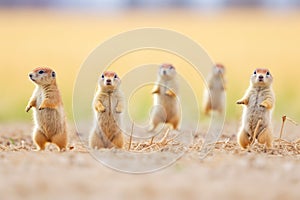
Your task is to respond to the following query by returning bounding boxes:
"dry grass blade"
[274,138,290,144]
[278,115,298,145]
[0,144,9,151]
[250,119,262,147]
[159,128,170,146]
[126,128,186,153]
[141,143,159,151]
[279,115,287,140]
[133,142,142,151]
[149,136,155,145]
[165,135,180,145]
[286,117,299,126]
[128,122,134,151]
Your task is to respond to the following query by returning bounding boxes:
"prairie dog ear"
[52,71,56,78]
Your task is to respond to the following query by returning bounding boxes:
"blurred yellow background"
[0,8,299,122]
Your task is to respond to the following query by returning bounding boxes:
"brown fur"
[237,68,275,149]
[203,64,226,115]
[148,64,181,131]
[89,71,124,149]
[26,67,67,151]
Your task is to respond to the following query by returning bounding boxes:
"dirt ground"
[0,121,299,200]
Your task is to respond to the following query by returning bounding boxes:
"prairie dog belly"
[155,86,180,120]
[35,109,64,137]
[244,92,271,135]
[96,93,122,136]
[161,96,179,119]
[34,95,64,138]
[209,88,225,110]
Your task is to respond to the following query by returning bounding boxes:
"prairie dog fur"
[26,67,67,151]
[149,63,181,131]
[203,64,226,115]
[89,71,124,149]
[237,68,275,149]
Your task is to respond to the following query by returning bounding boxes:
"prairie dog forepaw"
[25,105,32,112]
[260,101,272,109]
[260,103,266,108]
[38,105,45,110]
[97,106,106,113]
[38,100,57,110]
[99,107,106,113]
[152,86,160,94]
[236,100,244,105]
[236,99,248,105]
[95,102,106,112]
[165,90,176,97]
[115,105,123,113]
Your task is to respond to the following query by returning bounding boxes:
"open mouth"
[30,77,36,82]
[106,82,112,86]
[258,79,264,82]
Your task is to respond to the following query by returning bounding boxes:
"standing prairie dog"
[26,67,67,151]
[203,64,226,115]
[149,64,181,131]
[237,68,275,149]
[89,71,124,149]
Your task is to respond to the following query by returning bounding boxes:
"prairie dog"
[149,64,181,131]
[237,68,275,149]
[203,64,226,115]
[89,71,124,149]
[26,67,67,151]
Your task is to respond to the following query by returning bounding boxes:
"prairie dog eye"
[101,74,105,79]
[253,71,257,75]
[39,70,44,74]
[52,71,56,78]
[169,66,174,70]
[114,74,118,79]
[266,71,270,76]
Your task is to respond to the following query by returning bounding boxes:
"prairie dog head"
[99,71,120,93]
[158,63,176,80]
[212,64,225,76]
[251,68,273,87]
[29,67,56,86]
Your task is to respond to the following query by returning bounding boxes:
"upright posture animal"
[89,71,124,149]
[149,64,181,131]
[203,64,226,115]
[237,68,275,149]
[26,67,68,151]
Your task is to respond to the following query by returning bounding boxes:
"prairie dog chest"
[159,84,169,94]
[97,92,121,131]
[159,80,178,94]
[209,76,224,91]
[246,88,272,125]
[35,88,45,107]
[155,81,179,113]
[101,93,118,110]
[248,88,268,108]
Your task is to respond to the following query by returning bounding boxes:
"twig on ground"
[278,115,298,145]
[159,128,170,146]
[128,122,134,151]
[250,119,262,146]
[149,136,155,146]
[286,117,299,126]
[279,115,287,140]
